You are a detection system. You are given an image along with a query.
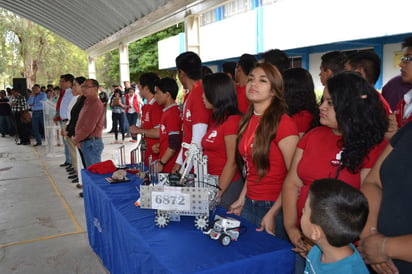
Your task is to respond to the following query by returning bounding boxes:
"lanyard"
[243,115,259,160]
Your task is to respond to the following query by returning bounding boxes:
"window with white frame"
[200,9,217,26]
[223,0,252,19]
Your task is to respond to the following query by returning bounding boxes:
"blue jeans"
[80,138,104,168]
[240,196,274,228]
[31,110,44,144]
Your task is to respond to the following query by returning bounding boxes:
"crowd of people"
[125,43,409,273]
[1,35,411,274]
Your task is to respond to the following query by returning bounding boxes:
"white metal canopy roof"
[0,0,225,57]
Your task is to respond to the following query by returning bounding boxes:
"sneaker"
[121,140,125,144]
[111,140,119,144]
[60,162,70,167]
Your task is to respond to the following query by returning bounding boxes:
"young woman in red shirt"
[228,63,299,234]
[201,73,243,210]
[282,72,389,272]
[283,68,318,138]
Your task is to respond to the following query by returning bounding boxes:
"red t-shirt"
[159,104,182,173]
[238,114,299,201]
[236,85,249,114]
[395,99,412,128]
[141,97,163,166]
[378,91,392,115]
[296,126,388,220]
[182,81,212,161]
[292,110,313,135]
[201,114,242,181]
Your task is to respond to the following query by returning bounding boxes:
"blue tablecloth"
[82,170,295,274]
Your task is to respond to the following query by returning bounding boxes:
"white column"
[88,56,96,79]
[119,43,130,85]
[184,15,200,55]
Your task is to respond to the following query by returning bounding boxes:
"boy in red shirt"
[153,78,182,173]
[130,73,163,167]
[235,54,257,114]
[172,52,212,173]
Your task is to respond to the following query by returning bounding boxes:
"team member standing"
[281,72,389,272]
[201,73,243,210]
[28,84,47,146]
[129,73,163,167]
[235,54,257,114]
[172,51,212,173]
[395,37,412,128]
[153,78,182,173]
[228,63,299,234]
[283,68,318,137]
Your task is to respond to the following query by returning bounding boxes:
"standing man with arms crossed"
[74,79,105,198]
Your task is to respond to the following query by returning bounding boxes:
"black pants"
[14,112,30,143]
[112,112,125,141]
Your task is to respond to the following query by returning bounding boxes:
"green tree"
[0,9,87,88]
[109,23,184,83]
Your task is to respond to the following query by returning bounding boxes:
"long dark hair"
[283,68,317,116]
[202,73,240,126]
[327,72,388,174]
[237,63,287,180]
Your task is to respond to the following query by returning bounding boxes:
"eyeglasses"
[400,56,412,64]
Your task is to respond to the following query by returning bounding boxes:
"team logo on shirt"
[185,110,192,121]
[206,130,217,143]
[330,150,343,166]
[160,124,166,134]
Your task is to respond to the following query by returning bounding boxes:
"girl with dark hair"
[110,88,126,144]
[201,73,243,210]
[228,63,299,234]
[282,71,389,272]
[283,68,318,137]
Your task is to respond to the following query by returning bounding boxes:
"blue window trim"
[215,6,223,21]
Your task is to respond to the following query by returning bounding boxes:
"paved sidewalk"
[0,121,139,273]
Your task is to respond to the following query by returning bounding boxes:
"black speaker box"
[13,78,27,97]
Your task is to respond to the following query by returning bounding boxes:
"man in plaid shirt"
[11,88,30,145]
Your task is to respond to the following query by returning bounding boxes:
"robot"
[138,143,219,230]
[203,215,241,246]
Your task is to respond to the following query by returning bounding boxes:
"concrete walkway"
[0,119,138,273]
